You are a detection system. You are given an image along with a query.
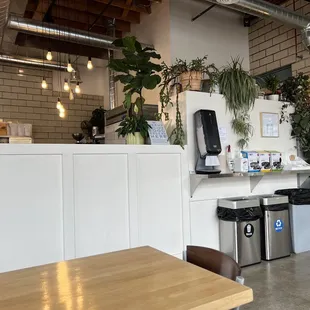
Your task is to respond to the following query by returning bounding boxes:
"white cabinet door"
[135,154,183,255]
[0,155,64,272]
[73,154,130,258]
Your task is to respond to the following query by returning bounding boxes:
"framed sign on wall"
[260,112,279,138]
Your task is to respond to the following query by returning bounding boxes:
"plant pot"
[267,94,279,101]
[180,71,202,91]
[126,132,144,145]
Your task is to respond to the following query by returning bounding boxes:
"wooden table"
[0,246,253,310]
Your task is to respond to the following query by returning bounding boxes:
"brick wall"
[0,63,104,143]
[249,0,310,76]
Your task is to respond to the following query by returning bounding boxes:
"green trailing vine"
[158,56,217,147]
[219,58,256,149]
[280,73,310,162]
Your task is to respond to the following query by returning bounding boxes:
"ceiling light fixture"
[69,89,74,100]
[63,79,70,91]
[67,59,73,73]
[59,110,65,118]
[41,77,47,89]
[56,98,62,110]
[46,49,53,61]
[75,82,81,94]
[87,57,93,70]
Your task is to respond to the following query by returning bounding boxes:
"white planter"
[126,132,144,145]
[267,94,279,101]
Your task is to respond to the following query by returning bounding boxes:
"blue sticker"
[274,219,284,232]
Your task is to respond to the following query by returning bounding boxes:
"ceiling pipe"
[0,54,68,71]
[7,14,154,50]
[204,0,310,49]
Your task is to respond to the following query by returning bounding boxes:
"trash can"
[259,194,291,260]
[275,188,310,254]
[217,196,263,267]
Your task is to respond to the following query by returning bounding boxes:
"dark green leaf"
[123,36,136,52]
[123,93,132,110]
[135,41,142,52]
[112,38,124,47]
[145,51,161,59]
[114,74,134,84]
[142,75,161,89]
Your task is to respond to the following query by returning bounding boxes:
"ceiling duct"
[204,0,310,49]
[7,14,153,51]
[0,54,68,71]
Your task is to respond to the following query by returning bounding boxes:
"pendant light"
[69,89,74,100]
[63,79,69,91]
[75,82,81,94]
[41,77,47,89]
[67,59,73,72]
[56,97,62,110]
[87,57,93,70]
[59,110,66,118]
[46,49,53,61]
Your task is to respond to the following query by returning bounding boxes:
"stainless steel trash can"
[260,194,291,261]
[217,197,262,267]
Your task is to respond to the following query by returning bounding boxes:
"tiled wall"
[249,0,310,76]
[0,63,104,143]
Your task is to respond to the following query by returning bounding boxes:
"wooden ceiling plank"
[32,0,53,21]
[94,0,149,14]
[48,5,131,32]
[122,0,133,18]
[54,0,140,24]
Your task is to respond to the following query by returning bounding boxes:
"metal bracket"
[249,175,263,193]
[191,4,216,22]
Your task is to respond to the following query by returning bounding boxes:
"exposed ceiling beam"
[122,0,133,18]
[15,33,109,59]
[94,0,150,14]
[35,5,131,32]
[52,17,122,37]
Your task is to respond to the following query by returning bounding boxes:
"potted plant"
[108,36,161,144]
[218,57,257,149]
[263,74,280,101]
[178,56,217,91]
[157,57,217,147]
[280,73,310,161]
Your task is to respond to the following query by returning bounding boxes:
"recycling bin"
[259,194,291,260]
[217,196,263,267]
[275,188,310,254]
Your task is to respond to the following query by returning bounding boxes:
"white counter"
[0,144,190,273]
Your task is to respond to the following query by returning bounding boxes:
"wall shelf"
[190,170,310,197]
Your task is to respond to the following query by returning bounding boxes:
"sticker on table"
[244,223,254,238]
[274,219,284,232]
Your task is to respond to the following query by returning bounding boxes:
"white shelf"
[190,170,310,197]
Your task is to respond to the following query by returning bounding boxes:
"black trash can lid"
[275,188,310,205]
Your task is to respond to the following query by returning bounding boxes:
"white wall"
[170,0,250,71]
[130,1,172,105]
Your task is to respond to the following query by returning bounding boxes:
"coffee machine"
[194,109,222,174]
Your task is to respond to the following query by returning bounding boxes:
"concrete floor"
[242,252,310,309]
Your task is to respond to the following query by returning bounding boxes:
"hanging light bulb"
[59,110,66,118]
[56,98,62,110]
[87,57,93,70]
[59,105,65,113]
[67,59,73,73]
[63,79,69,91]
[69,89,74,101]
[41,77,47,89]
[75,82,81,94]
[46,49,52,61]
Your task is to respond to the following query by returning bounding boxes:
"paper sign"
[260,113,279,137]
[147,121,169,145]
[219,127,228,146]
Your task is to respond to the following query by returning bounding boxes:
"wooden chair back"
[186,245,241,281]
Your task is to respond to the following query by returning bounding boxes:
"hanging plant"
[158,56,218,147]
[218,57,256,149]
[280,73,310,161]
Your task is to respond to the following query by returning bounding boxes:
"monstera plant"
[108,36,162,144]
